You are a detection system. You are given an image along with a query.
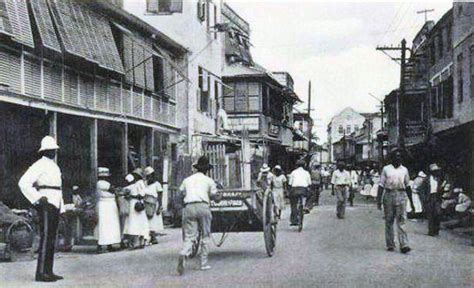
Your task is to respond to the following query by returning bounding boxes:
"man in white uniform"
[377,149,415,254]
[288,160,312,225]
[177,156,220,275]
[331,161,351,219]
[18,136,64,282]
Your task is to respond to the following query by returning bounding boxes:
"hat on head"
[274,165,282,171]
[144,166,155,176]
[429,163,441,171]
[260,163,270,173]
[125,174,135,183]
[296,159,306,167]
[98,167,111,177]
[443,183,451,192]
[133,168,144,178]
[193,156,213,171]
[38,136,60,152]
[418,171,427,177]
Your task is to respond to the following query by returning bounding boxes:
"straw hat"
[144,166,155,176]
[274,165,282,171]
[260,163,270,173]
[98,167,111,177]
[429,163,441,171]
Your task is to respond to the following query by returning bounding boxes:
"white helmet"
[38,136,60,152]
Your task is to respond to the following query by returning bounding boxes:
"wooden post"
[149,128,155,167]
[48,111,57,138]
[90,119,98,189]
[122,123,129,176]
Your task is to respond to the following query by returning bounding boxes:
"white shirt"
[18,156,64,212]
[379,164,409,190]
[272,174,287,189]
[331,169,351,185]
[145,181,163,198]
[97,180,114,199]
[179,172,217,204]
[289,167,311,188]
[429,176,439,194]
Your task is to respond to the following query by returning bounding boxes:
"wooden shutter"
[30,0,61,52]
[0,48,21,93]
[95,78,108,111]
[5,0,34,47]
[168,0,183,13]
[23,55,42,98]
[43,61,63,102]
[108,81,121,113]
[79,74,95,108]
[63,68,78,105]
[123,35,134,84]
[133,42,146,88]
[0,0,13,34]
[145,52,154,91]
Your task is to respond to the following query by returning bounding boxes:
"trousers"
[180,203,212,266]
[36,203,60,277]
[383,191,408,249]
[334,185,348,218]
[426,194,441,235]
[305,184,320,209]
[289,187,307,224]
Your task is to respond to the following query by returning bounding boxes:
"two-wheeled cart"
[187,187,277,258]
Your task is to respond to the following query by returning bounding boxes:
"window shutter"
[197,0,205,22]
[0,0,13,34]
[147,0,158,13]
[5,0,34,47]
[168,0,183,13]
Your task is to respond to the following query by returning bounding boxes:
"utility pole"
[376,39,410,149]
[307,81,312,155]
[417,9,435,22]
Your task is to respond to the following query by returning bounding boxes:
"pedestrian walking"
[144,166,163,245]
[418,163,447,236]
[309,164,322,208]
[288,160,311,225]
[95,167,121,253]
[18,136,64,282]
[177,156,220,275]
[123,171,149,249]
[257,163,274,190]
[321,167,330,189]
[377,149,415,254]
[331,161,351,219]
[271,165,287,219]
[348,165,359,207]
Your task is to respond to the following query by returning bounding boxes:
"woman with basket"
[123,170,149,249]
[144,166,163,245]
[95,167,121,253]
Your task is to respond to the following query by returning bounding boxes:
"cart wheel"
[262,189,276,257]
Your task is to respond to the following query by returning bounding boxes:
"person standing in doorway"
[377,149,415,254]
[177,156,220,275]
[419,163,446,236]
[18,136,64,282]
[288,160,312,224]
[331,161,351,219]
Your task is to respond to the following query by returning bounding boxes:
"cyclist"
[288,160,311,226]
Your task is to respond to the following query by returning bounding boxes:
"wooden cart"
[188,187,277,258]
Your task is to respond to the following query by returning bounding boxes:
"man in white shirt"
[288,160,311,225]
[331,161,351,219]
[419,163,445,236]
[377,149,415,254]
[18,136,64,282]
[177,156,220,275]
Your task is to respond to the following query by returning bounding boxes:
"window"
[447,25,452,50]
[147,0,183,14]
[338,125,343,134]
[152,55,164,93]
[438,33,443,58]
[0,0,12,34]
[197,0,206,22]
[198,66,210,112]
[354,125,359,132]
[430,41,436,66]
[346,125,351,133]
[457,53,464,103]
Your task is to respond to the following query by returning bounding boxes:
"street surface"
[1,190,472,287]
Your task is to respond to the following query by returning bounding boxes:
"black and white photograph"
[0,0,472,287]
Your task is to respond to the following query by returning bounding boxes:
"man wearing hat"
[377,149,415,254]
[18,136,64,282]
[419,163,446,236]
[177,156,220,275]
[257,163,274,189]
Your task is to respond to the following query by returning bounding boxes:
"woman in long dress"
[95,167,121,253]
[123,171,150,249]
[369,169,380,199]
[271,165,287,219]
[144,166,163,245]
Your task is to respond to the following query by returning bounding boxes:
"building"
[0,0,186,209]
[327,107,366,163]
[120,0,247,189]
[354,113,386,166]
[221,3,300,173]
[292,110,312,164]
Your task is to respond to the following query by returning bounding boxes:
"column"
[90,119,98,188]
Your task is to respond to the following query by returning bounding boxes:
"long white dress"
[95,180,121,245]
[369,171,380,198]
[123,180,149,238]
[145,181,163,233]
[272,174,287,211]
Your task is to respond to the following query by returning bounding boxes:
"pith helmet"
[38,136,60,152]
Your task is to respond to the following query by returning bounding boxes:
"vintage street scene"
[0,0,472,287]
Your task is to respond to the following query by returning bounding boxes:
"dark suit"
[418,176,443,235]
[36,203,60,278]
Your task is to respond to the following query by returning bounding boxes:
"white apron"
[272,175,287,210]
[370,173,380,198]
[95,180,121,245]
[145,181,163,232]
[123,180,150,238]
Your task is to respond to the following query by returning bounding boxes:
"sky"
[225,0,453,143]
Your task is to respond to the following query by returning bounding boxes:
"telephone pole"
[376,39,410,149]
[417,9,435,22]
[307,81,312,153]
